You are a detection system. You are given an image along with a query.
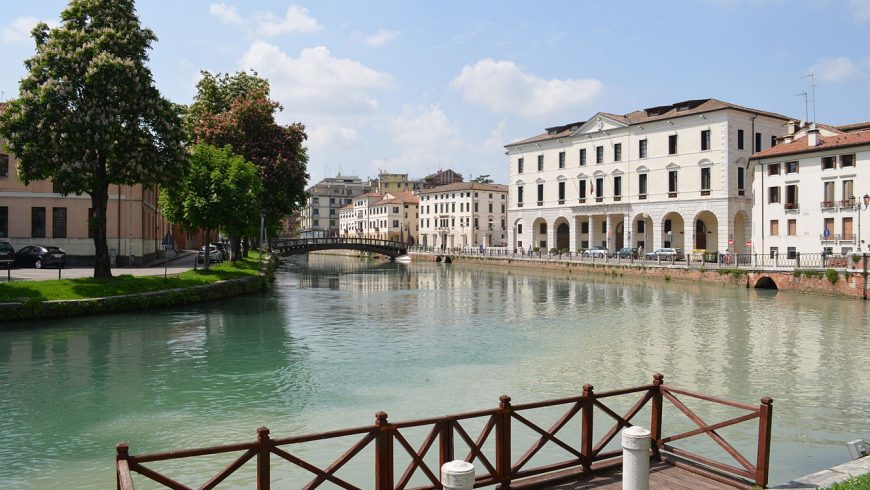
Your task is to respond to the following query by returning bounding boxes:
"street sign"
[161,232,173,248]
[745,240,752,247]
[823,228,830,238]
[728,239,733,246]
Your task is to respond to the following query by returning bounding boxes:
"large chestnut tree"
[0,0,185,279]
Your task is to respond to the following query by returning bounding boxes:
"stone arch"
[693,210,719,251]
[554,217,570,251]
[733,210,749,254]
[754,276,779,290]
[661,212,685,249]
[632,213,653,251]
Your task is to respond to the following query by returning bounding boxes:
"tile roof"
[750,131,870,160]
[374,190,419,205]
[356,191,383,199]
[416,181,508,194]
[506,98,794,147]
[836,121,870,132]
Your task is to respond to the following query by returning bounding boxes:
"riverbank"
[0,254,275,322]
[411,252,870,299]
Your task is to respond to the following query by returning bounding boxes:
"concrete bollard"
[441,460,474,490]
[622,425,651,490]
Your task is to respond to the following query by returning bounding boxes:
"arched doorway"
[696,220,707,249]
[615,221,624,249]
[532,218,548,250]
[556,223,570,251]
[661,212,685,249]
[694,211,719,251]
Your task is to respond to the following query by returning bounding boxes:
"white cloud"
[365,29,399,47]
[238,42,393,116]
[255,5,321,36]
[483,120,508,151]
[1,16,57,44]
[209,3,242,25]
[372,105,465,176]
[809,57,862,82]
[848,0,870,21]
[451,59,603,118]
[308,124,359,149]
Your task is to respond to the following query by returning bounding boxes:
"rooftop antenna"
[801,73,817,123]
[795,91,808,125]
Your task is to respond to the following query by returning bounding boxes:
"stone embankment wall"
[413,253,869,299]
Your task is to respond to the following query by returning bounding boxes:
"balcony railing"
[784,202,799,211]
[820,200,836,209]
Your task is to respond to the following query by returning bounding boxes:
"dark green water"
[0,255,867,488]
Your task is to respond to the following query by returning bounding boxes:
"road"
[0,251,199,282]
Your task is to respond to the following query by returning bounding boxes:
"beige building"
[750,121,870,256]
[339,190,419,243]
[301,175,372,237]
[418,182,508,250]
[1,138,168,265]
[506,98,790,254]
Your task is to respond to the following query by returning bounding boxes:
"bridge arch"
[274,238,408,258]
[754,276,779,290]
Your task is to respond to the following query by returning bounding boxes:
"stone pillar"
[686,217,695,253]
[569,218,577,253]
[606,214,614,251]
[441,460,475,490]
[588,216,596,249]
[546,219,555,252]
[625,214,631,248]
[622,426,651,490]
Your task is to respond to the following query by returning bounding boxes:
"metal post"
[58,262,62,279]
[375,411,393,490]
[864,253,868,301]
[756,398,773,488]
[581,384,594,473]
[257,427,271,490]
[496,395,512,488]
[258,213,265,270]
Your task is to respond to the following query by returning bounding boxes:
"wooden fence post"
[375,411,394,490]
[650,373,664,459]
[756,397,773,488]
[439,418,454,469]
[116,443,133,490]
[257,427,271,490]
[581,384,594,473]
[496,395,512,488]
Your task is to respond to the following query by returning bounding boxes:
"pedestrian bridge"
[273,237,408,258]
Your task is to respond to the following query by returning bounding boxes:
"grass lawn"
[823,473,870,490]
[0,254,265,303]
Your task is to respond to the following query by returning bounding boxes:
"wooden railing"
[116,373,773,489]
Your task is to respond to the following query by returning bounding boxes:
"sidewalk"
[1,250,197,282]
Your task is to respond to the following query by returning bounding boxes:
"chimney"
[807,123,820,147]
[787,120,796,136]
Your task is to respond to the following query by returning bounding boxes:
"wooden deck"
[540,460,749,489]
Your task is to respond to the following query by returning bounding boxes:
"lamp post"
[854,194,870,251]
[258,212,265,269]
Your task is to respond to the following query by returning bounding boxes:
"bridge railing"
[410,246,868,273]
[275,237,410,250]
[116,373,772,489]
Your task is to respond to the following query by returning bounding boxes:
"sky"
[1,1,869,186]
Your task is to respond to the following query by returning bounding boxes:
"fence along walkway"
[115,373,773,489]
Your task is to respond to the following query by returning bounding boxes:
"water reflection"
[0,255,867,488]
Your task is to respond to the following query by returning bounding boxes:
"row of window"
[516,129,772,174]
[421,202,505,214]
[516,168,745,206]
[422,217,505,230]
[421,191,505,200]
[0,206,76,239]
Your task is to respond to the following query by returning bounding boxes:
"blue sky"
[1,1,869,185]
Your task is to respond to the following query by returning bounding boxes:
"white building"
[505,99,790,254]
[302,175,372,237]
[418,182,508,250]
[339,191,419,243]
[750,121,870,256]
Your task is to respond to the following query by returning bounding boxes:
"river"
[0,255,868,488]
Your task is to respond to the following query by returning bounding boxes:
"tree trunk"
[91,185,113,280]
[230,236,241,262]
[242,237,249,257]
[204,229,211,271]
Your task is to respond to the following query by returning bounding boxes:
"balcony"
[820,200,836,210]
[784,202,799,211]
[839,198,856,208]
[820,232,840,242]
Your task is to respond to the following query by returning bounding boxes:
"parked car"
[14,245,66,269]
[197,245,224,264]
[213,242,230,261]
[582,245,610,258]
[0,241,15,268]
[615,247,638,259]
[645,247,684,261]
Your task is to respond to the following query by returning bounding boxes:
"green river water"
[0,255,868,488]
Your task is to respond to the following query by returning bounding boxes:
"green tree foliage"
[160,144,262,265]
[0,0,185,279]
[188,71,309,240]
[472,175,494,184]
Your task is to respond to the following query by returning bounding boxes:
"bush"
[826,268,839,284]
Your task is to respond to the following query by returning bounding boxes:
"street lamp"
[854,194,870,251]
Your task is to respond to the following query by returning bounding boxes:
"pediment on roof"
[570,113,628,136]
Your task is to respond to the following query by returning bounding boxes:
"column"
[569,218,577,253]
[588,216,596,249]
[624,214,632,248]
[651,216,661,249]
[606,215,614,251]
[546,219,555,251]
[686,219,695,252]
